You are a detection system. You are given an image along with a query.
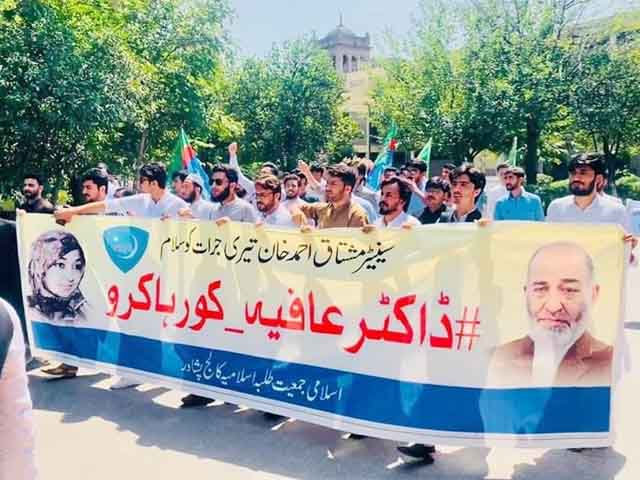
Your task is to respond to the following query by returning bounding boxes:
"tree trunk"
[525,118,539,185]
[137,128,149,170]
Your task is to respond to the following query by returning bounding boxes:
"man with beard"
[365,177,420,228]
[281,173,306,210]
[296,162,368,229]
[20,174,54,213]
[208,165,257,224]
[180,165,256,408]
[254,175,305,227]
[43,168,110,379]
[494,167,544,221]
[179,174,217,220]
[227,142,280,205]
[547,154,627,226]
[488,242,612,387]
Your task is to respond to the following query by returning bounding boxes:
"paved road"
[29,322,639,480]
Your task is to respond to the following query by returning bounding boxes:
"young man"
[180,174,218,220]
[227,142,279,204]
[418,177,452,224]
[547,154,627,227]
[55,164,187,390]
[180,165,257,408]
[281,173,306,210]
[20,174,54,213]
[254,175,304,227]
[440,164,486,223]
[81,168,109,203]
[494,167,544,221]
[171,169,188,199]
[209,165,257,223]
[407,160,429,217]
[297,162,368,229]
[43,168,110,379]
[440,163,456,184]
[55,163,188,222]
[484,162,509,219]
[370,177,420,228]
[382,167,398,183]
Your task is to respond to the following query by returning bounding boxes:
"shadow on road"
[29,373,492,479]
[512,448,626,480]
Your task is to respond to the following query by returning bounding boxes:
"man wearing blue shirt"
[494,167,544,221]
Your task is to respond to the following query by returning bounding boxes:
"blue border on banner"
[33,322,610,434]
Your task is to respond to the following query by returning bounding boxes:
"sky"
[227,0,638,57]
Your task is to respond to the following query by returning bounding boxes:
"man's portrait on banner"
[27,230,89,324]
[489,242,613,387]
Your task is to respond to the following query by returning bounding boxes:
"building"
[318,18,382,158]
[318,16,371,74]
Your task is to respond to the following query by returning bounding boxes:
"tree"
[227,38,350,171]
[0,0,135,195]
[569,40,640,188]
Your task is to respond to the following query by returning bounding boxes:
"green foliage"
[227,38,351,171]
[528,179,569,212]
[615,174,640,201]
[0,0,231,200]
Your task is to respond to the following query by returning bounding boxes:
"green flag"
[508,137,518,166]
[417,137,433,176]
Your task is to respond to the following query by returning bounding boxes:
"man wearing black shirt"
[418,177,452,224]
[20,174,54,213]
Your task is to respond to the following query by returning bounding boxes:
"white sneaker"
[110,376,140,390]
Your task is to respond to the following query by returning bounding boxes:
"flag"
[169,128,211,200]
[508,137,518,167]
[417,137,433,177]
[367,121,399,190]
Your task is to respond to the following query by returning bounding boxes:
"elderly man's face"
[525,245,599,346]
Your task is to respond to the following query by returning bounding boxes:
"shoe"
[397,443,437,459]
[180,394,215,408]
[110,377,140,390]
[42,363,78,378]
[349,433,367,440]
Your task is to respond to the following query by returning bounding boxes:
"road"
[28,320,638,480]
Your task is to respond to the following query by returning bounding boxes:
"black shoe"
[263,412,286,421]
[180,394,215,408]
[349,433,367,440]
[397,443,436,459]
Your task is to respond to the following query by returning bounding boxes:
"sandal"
[42,363,78,377]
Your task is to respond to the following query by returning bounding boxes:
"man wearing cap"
[547,154,627,227]
[180,174,218,220]
[494,167,544,221]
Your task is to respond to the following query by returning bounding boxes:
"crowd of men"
[4,144,636,471]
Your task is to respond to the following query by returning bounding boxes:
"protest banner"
[17,214,626,448]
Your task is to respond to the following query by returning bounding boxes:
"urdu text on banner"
[17,214,626,448]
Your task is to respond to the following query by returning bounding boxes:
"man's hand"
[401,223,415,230]
[215,216,231,226]
[178,208,194,219]
[300,224,313,233]
[298,160,311,175]
[362,224,376,234]
[255,220,265,228]
[228,142,238,156]
[623,233,638,265]
[54,208,75,224]
[476,218,491,228]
